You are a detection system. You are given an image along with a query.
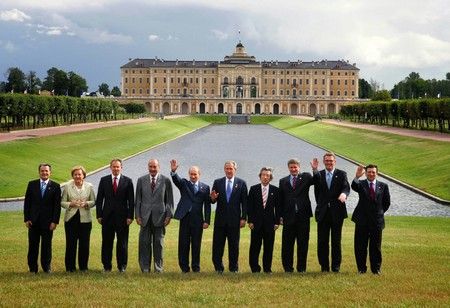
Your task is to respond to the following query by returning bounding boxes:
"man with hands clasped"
[170,159,211,273]
[247,167,280,273]
[135,159,174,273]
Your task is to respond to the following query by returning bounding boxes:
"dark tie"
[291,176,296,189]
[226,180,232,202]
[151,177,156,192]
[113,177,117,194]
[369,182,376,201]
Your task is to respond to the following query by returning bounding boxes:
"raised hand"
[170,159,178,172]
[355,165,365,178]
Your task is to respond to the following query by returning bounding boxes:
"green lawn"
[0,212,448,306]
[0,117,209,198]
[270,117,450,201]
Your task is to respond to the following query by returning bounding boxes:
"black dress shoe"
[216,270,223,274]
[358,270,367,274]
[332,268,340,273]
[372,270,381,275]
[119,268,126,273]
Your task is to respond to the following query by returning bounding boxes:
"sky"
[0,0,449,92]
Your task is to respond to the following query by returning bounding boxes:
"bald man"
[135,159,174,273]
[171,159,211,273]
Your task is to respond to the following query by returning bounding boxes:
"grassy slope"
[0,117,209,198]
[0,212,448,306]
[271,118,450,200]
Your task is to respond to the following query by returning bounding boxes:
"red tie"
[151,177,156,192]
[369,182,375,201]
[113,177,118,194]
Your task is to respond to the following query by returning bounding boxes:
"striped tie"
[262,186,268,208]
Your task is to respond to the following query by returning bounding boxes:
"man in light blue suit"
[170,159,211,273]
[135,159,174,273]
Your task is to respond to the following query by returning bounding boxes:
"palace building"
[119,42,359,115]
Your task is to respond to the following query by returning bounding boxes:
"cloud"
[148,34,160,41]
[0,40,16,52]
[211,29,228,40]
[0,8,30,22]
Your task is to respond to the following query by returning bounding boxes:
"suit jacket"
[278,172,314,225]
[351,179,391,229]
[96,174,134,223]
[24,179,62,229]
[172,173,211,226]
[212,177,248,228]
[247,184,280,232]
[61,180,96,223]
[313,168,350,223]
[135,174,174,227]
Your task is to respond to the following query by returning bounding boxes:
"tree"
[98,83,110,96]
[358,78,373,98]
[67,71,88,97]
[42,67,69,95]
[372,90,391,101]
[5,67,26,93]
[446,72,450,81]
[111,86,121,97]
[0,81,6,93]
[369,78,381,94]
[26,71,42,94]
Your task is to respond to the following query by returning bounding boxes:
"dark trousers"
[354,224,383,273]
[249,226,275,273]
[27,224,53,273]
[281,217,310,272]
[212,224,240,272]
[178,213,203,272]
[64,211,92,272]
[317,209,344,271]
[101,217,129,271]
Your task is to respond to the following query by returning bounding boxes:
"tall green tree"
[358,78,373,98]
[42,67,69,95]
[25,71,42,94]
[5,67,26,93]
[67,71,88,97]
[111,86,121,97]
[98,83,110,96]
[372,90,391,101]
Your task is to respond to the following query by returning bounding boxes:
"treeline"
[0,93,125,130]
[340,98,450,132]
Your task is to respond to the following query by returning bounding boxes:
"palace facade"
[119,42,359,115]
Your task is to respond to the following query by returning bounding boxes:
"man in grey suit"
[135,159,174,273]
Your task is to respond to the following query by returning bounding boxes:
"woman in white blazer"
[61,166,95,272]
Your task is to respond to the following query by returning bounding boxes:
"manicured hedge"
[0,93,121,129]
[340,98,450,132]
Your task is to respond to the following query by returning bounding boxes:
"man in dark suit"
[311,152,350,273]
[170,159,211,273]
[210,160,248,273]
[351,164,390,274]
[247,167,280,273]
[96,158,134,272]
[24,163,62,273]
[279,158,314,273]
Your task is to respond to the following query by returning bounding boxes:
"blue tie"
[326,172,332,189]
[41,181,47,197]
[226,180,232,202]
[192,182,198,194]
